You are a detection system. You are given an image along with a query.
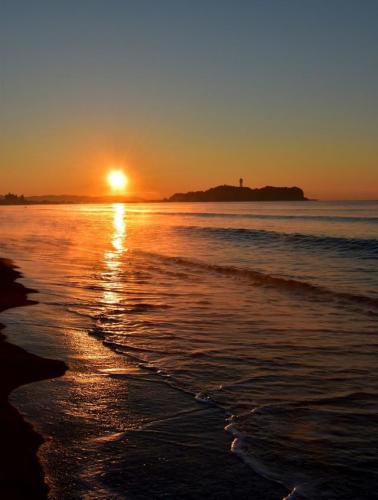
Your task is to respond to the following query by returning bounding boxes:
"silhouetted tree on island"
[0,193,26,205]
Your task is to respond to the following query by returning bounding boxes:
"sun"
[107,169,128,192]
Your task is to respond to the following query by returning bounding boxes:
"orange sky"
[1,2,377,200]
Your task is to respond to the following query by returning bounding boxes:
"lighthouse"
[239,178,243,188]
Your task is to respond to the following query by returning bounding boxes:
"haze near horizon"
[1,0,377,200]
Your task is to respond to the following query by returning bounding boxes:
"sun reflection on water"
[104,204,127,269]
[103,204,128,304]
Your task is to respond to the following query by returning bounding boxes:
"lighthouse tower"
[239,178,243,188]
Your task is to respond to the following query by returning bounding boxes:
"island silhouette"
[168,184,307,202]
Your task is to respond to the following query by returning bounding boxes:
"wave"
[128,210,378,224]
[175,226,378,258]
[296,390,378,409]
[224,418,294,496]
[137,250,378,312]
[86,325,292,495]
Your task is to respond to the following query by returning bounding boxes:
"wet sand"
[0,258,67,499]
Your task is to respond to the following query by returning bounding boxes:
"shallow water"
[0,201,377,499]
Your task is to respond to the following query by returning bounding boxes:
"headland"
[168,185,307,202]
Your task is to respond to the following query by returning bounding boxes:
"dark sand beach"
[0,258,66,499]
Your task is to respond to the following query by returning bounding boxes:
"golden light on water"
[107,169,128,192]
[112,203,126,253]
[104,203,127,270]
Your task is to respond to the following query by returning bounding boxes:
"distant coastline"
[0,193,146,205]
[0,185,308,205]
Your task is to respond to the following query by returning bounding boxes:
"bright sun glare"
[107,169,128,192]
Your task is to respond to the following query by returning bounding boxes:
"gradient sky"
[1,0,377,199]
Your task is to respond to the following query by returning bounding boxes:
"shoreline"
[0,258,67,499]
[3,258,290,499]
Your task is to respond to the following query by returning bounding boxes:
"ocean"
[0,201,377,499]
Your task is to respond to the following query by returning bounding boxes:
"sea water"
[0,201,377,499]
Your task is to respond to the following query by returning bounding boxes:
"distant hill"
[168,185,307,202]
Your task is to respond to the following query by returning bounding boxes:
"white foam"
[194,392,213,404]
[224,419,292,496]
[282,486,300,500]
